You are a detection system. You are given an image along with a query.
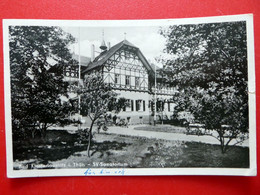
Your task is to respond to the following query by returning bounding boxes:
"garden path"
[51,124,249,147]
[106,125,249,147]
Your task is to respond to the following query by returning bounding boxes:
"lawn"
[13,129,249,170]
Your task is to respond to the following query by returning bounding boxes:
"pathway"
[50,124,249,147]
[105,125,249,147]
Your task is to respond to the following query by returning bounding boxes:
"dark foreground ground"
[13,130,249,170]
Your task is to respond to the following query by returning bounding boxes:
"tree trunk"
[40,123,47,138]
[222,137,233,153]
[87,120,95,157]
[220,138,225,154]
[218,131,225,154]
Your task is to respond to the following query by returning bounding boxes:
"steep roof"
[72,54,91,67]
[150,63,161,72]
[150,63,164,79]
[81,40,154,75]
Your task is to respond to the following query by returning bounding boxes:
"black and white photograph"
[3,15,256,177]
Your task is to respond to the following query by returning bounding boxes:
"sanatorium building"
[64,39,176,124]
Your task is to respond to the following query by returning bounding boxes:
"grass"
[13,130,84,166]
[134,124,187,134]
[13,129,249,170]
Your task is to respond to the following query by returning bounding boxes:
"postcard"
[3,14,256,177]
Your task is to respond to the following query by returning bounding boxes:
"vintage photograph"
[3,15,256,177]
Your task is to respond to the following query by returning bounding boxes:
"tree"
[9,26,76,139]
[79,73,127,157]
[159,22,248,153]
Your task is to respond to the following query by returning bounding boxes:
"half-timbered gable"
[82,40,153,91]
[103,47,150,92]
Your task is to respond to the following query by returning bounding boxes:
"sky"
[62,26,167,67]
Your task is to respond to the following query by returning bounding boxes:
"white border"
[3,14,256,178]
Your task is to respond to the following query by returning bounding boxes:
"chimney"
[108,42,111,50]
[91,44,95,61]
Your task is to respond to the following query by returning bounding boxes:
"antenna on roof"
[100,29,107,51]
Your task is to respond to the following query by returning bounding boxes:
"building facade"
[66,40,176,124]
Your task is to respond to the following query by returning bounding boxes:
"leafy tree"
[9,26,76,139]
[79,73,127,157]
[159,22,248,153]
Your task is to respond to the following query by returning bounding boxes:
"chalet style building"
[65,39,176,124]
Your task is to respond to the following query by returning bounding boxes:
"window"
[115,74,120,84]
[123,103,126,111]
[156,101,161,112]
[135,77,140,87]
[126,99,131,107]
[124,51,130,60]
[124,99,131,111]
[143,100,146,111]
[136,100,142,111]
[148,100,152,111]
[168,102,171,112]
[131,100,134,111]
[161,102,165,111]
[125,75,130,86]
